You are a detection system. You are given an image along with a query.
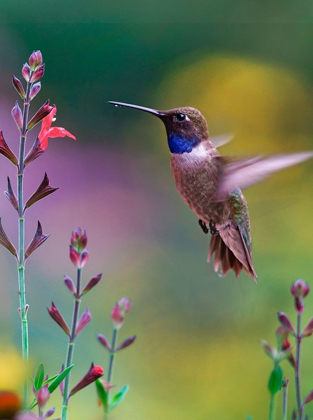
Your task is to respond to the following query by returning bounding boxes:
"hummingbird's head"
[108,102,210,154]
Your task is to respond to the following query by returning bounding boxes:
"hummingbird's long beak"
[108,101,165,118]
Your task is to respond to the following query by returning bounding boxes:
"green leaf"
[48,364,74,394]
[268,365,283,395]
[110,385,129,411]
[29,397,37,410]
[34,362,45,391]
[95,379,108,412]
[43,374,58,386]
[246,415,254,420]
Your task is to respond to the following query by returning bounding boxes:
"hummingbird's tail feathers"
[209,228,257,282]
[215,151,313,201]
[208,235,243,278]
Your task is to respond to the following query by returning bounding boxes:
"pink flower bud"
[47,302,70,335]
[295,296,304,314]
[64,275,76,295]
[80,250,89,268]
[116,335,136,351]
[31,64,45,83]
[0,131,18,165]
[36,387,50,408]
[302,317,313,337]
[75,308,92,336]
[277,312,295,335]
[44,407,55,418]
[11,101,23,131]
[81,273,102,295]
[111,303,124,329]
[69,245,80,267]
[260,340,276,361]
[69,363,104,397]
[97,333,112,351]
[291,279,310,298]
[25,221,50,259]
[29,50,43,70]
[22,63,31,82]
[118,296,131,314]
[304,389,313,405]
[29,82,41,101]
[4,176,18,211]
[111,297,132,329]
[71,228,88,253]
[12,75,25,99]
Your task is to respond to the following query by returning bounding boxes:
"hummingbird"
[108,101,313,282]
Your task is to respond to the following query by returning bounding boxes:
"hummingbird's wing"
[215,151,313,201]
[210,133,233,148]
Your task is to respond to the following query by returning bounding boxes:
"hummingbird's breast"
[170,143,231,224]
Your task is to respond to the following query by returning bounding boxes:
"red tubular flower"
[38,106,76,151]
[69,363,104,397]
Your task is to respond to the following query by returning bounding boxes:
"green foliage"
[29,364,74,409]
[95,379,108,412]
[268,365,283,396]
[34,362,45,392]
[110,385,129,411]
[48,364,74,394]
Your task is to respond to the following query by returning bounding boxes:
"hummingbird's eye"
[175,113,186,122]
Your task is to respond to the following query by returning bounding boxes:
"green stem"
[62,267,82,420]
[282,381,289,420]
[17,77,32,407]
[269,393,276,420]
[105,328,118,419]
[295,313,303,420]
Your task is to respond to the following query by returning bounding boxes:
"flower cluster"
[96,297,136,415]
[257,279,313,420]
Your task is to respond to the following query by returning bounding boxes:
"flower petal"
[47,127,76,139]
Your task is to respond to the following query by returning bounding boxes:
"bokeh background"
[0,3,313,419]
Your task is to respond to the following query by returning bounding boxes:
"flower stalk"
[295,313,303,420]
[106,327,118,416]
[61,267,82,420]
[17,72,32,407]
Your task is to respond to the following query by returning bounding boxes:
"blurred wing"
[216,151,313,200]
[210,133,233,148]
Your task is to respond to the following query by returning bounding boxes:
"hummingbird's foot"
[198,219,209,234]
[209,220,220,236]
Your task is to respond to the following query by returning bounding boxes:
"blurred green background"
[0,3,313,420]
